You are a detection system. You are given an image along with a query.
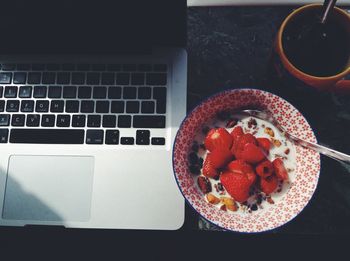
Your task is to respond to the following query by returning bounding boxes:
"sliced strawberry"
[210,147,233,169]
[231,133,257,158]
[230,126,244,143]
[227,159,253,174]
[257,138,271,154]
[255,160,274,178]
[246,172,257,186]
[260,175,278,195]
[239,143,266,164]
[220,170,251,203]
[204,128,233,152]
[202,154,219,179]
[272,158,289,181]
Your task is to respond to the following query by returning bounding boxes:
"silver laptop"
[0,0,187,229]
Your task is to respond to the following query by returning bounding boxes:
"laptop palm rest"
[2,155,94,223]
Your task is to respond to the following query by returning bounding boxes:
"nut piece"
[206,193,220,205]
[271,138,282,147]
[197,176,212,194]
[284,148,290,155]
[264,127,275,137]
[266,197,275,204]
[221,197,238,212]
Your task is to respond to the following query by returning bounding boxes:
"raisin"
[202,126,210,135]
[251,204,258,211]
[198,157,204,168]
[191,142,199,152]
[188,152,199,165]
[226,119,237,128]
[189,165,200,175]
[217,183,224,191]
[197,176,212,194]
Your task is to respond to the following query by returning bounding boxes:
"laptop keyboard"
[0,63,167,145]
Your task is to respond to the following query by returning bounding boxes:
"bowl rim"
[172,88,321,233]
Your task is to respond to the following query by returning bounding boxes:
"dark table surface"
[1,5,350,257]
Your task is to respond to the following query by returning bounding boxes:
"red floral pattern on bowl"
[173,89,320,233]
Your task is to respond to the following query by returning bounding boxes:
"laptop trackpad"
[2,155,94,222]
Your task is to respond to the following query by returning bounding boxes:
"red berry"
[202,154,219,179]
[260,175,278,195]
[239,143,266,164]
[231,133,257,158]
[204,128,233,152]
[246,172,257,186]
[257,138,271,154]
[197,176,212,194]
[255,160,274,178]
[272,158,289,180]
[220,171,251,203]
[210,147,233,169]
[230,126,244,143]
[227,159,253,174]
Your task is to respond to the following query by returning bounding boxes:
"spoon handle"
[287,133,350,164]
[321,0,337,24]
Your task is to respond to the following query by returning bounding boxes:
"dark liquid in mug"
[282,8,349,77]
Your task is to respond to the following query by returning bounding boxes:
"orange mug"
[273,4,350,93]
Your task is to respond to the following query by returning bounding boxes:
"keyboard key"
[35,100,49,112]
[21,100,34,112]
[19,86,32,98]
[6,100,19,112]
[72,72,85,84]
[0,114,10,126]
[92,64,106,71]
[105,130,119,144]
[153,64,168,72]
[138,64,152,72]
[1,64,15,71]
[41,115,55,127]
[111,101,124,113]
[66,100,79,113]
[108,86,121,99]
[153,87,167,114]
[133,115,165,128]
[4,86,18,98]
[33,86,47,98]
[123,64,137,71]
[116,73,130,85]
[13,73,27,84]
[151,137,165,145]
[50,100,64,112]
[17,64,31,71]
[87,73,100,85]
[57,72,70,84]
[27,72,41,84]
[141,101,155,113]
[93,86,107,99]
[0,100,4,111]
[72,115,86,127]
[101,73,115,85]
[146,73,167,85]
[11,114,25,126]
[78,86,92,99]
[26,114,40,127]
[62,64,75,71]
[81,100,94,113]
[56,115,70,127]
[102,115,116,128]
[63,86,77,98]
[0,73,12,84]
[96,101,109,113]
[118,115,131,128]
[138,87,151,99]
[126,101,139,113]
[107,64,121,71]
[0,86,3,98]
[46,64,60,71]
[31,64,45,71]
[48,86,62,98]
[87,115,101,127]
[10,129,84,144]
[42,72,56,84]
[136,130,150,145]
[123,87,136,99]
[86,130,103,144]
[76,64,90,71]
[131,73,145,85]
[121,137,134,145]
[0,129,9,143]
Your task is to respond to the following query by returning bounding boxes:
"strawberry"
[272,158,289,180]
[260,175,278,195]
[220,170,251,203]
[257,138,271,154]
[255,160,274,178]
[230,126,244,143]
[202,154,219,179]
[227,159,256,186]
[204,128,233,152]
[210,147,233,169]
[231,133,257,158]
[246,172,257,186]
[239,143,266,164]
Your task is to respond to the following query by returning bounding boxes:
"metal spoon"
[321,0,337,24]
[234,109,350,164]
